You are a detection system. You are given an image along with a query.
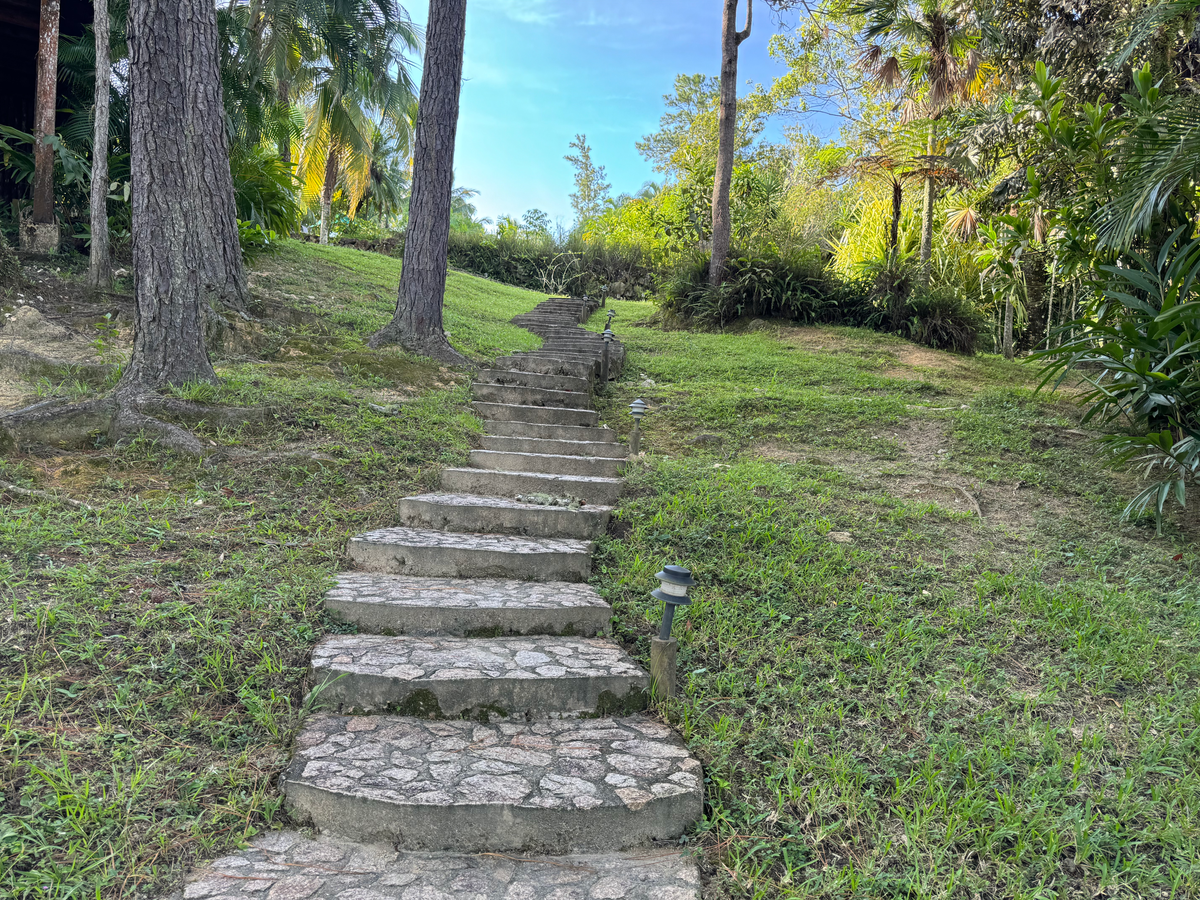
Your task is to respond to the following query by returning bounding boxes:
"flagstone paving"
[172,833,702,900]
[179,298,702,898]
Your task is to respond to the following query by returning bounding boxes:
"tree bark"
[1003,298,1014,360]
[277,78,292,165]
[319,147,338,245]
[370,0,468,364]
[88,0,112,290]
[119,0,247,395]
[889,180,901,252]
[708,0,751,288]
[31,0,61,250]
[919,122,936,286]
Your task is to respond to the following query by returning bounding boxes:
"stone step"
[310,634,649,717]
[469,449,625,479]
[472,402,599,427]
[476,369,591,393]
[325,573,613,637]
[283,715,704,852]
[471,383,593,410]
[524,352,605,364]
[441,467,624,507]
[483,420,621,442]
[397,492,611,540]
[481,434,628,458]
[494,356,598,378]
[172,832,702,900]
[349,527,593,582]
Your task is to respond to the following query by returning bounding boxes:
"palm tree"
[852,0,983,282]
[292,10,418,243]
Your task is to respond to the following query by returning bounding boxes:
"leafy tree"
[850,0,984,282]
[564,134,611,225]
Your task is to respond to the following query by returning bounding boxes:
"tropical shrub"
[230,148,302,236]
[445,231,653,300]
[1038,229,1200,529]
[658,248,871,329]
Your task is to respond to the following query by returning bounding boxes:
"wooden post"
[650,636,677,701]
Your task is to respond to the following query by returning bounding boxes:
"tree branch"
[737,0,753,43]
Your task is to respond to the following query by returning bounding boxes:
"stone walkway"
[175,298,703,899]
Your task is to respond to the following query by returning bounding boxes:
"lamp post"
[650,565,696,701]
[629,398,647,455]
[601,327,614,384]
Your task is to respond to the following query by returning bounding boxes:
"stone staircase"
[174,298,703,899]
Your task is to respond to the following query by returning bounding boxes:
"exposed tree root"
[0,395,277,457]
[0,349,116,386]
[0,479,98,511]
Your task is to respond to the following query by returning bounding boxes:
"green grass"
[588,301,1200,898]
[4,251,1198,900]
[0,241,547,898]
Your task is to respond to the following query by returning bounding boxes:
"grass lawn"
[1,244,1197,899]
[585,302,1200,898]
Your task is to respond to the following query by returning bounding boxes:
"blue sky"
[407,0,806,228]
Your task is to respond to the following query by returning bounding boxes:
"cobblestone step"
[469,449,625,478]
[173,832,701,900]
[494,355,598,379]
[397,492,611,540]
[480,434,628,458]
[471,383,593,409]
[476,369,591,393]
[310,634,648,716]
[282,715,703,852]
[483,420,621,442]
[441,467,624,507]
[349,527,594,581]
[325,573,613,637]
[472,402,599,427]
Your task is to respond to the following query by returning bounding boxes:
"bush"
[659,248,982,353]
[1037,230,1200,529]
[903,287,984,353]
[658,248,871,329]
[445,231,653,300]
[230,148,301,236]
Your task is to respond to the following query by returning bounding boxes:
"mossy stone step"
[440,467,624,507]
[397,492,611,540]
[480,434,628,458]
[172,832,701,900]
[325,573,613,637]
[282,715,703,852]
[471,402,599,427]
[468,449,625,478]
[349,527,594,581]
[310,634,649,716]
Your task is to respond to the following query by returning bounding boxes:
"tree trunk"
[919,122,936,286]
[1043,262,1056,350]
[1003,298,1014,360]
[277,78,292,166]
[319,148,339,245]
[119,0,247,395]
[889,180,902,252]
[708,0,751,288]
[88,0,112,290]
[369,0,468,364]
[28,0,61,252]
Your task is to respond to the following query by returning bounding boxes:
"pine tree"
[564,134,611,226]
